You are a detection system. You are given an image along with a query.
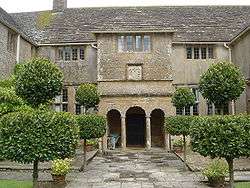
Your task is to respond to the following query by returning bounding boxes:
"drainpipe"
[16,34,21,64]
[224,43,235,115]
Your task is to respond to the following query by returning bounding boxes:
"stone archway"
[126,107,146,147]
[107,109,121,147]
[151,109,165,147]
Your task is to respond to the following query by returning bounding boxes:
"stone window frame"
[57,46,85,62]
[7,29,17,54]
[117,34,151,53]
[186,45,215,60]
[54,88,68,112]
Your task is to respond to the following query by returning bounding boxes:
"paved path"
[66,150,209,188]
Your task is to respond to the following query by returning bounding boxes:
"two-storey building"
[1,0,250,150]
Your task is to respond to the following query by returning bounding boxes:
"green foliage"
[202,160,229,178]
[190,115,250,160]
[172,88,196,109]
[15,58,63,107]
[235,182,250,188]
[165,116,195,136]
[0,76,15,88]
[51,158,72,176]
[199,62,245,107]
[76,115,106,140]
[0,110,79,163]
[172,139,184,147]
[36,11,54,29]
[0,87,27,116]
[76,84,100,109]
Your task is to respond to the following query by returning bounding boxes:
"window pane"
[194,47,200,59]
[185,106,191,115]
[126,36,133,51]
[62,104,68,112]
[54,104,61,112]
[118,36,125,52]
[208,47,214,59]
[135,36,142,51]
[62,89,68,102]
[58,48,64,60]
[176,107,183,115]
[192,88,199,102]
[193,103,199,116]
[201,47,207,59]
[75,104,81,115]
[72,48,78,61]
[186,47,192,59]
[207,102,213,115]
[80,47,84,60]
[143,35,151,52]
[65,47,71,61]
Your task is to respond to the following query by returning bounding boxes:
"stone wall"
[0,22,17,79]
[19,38,33,62]
[231,30,250,114]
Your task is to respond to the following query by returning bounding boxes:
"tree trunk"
[80,139,87,172]
[183,135,187,164]
[226,158,234,188]
[32,160,38,188]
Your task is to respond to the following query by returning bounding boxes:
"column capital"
[145,115,151,118]
[121,115,126,119]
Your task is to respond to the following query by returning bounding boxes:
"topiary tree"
[0,109,79,185]
[190,115,250,188]
[75,83,99,114]
[172,88,196,115]
[199,62,245,115]
[165,116,195,164]
[76,115,106,171]
[15,58,63,107]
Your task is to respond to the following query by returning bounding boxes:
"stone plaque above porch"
[127,64,142,80]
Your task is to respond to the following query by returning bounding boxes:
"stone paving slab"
[66,149,211,188]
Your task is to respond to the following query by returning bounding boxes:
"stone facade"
[231,29,250,114]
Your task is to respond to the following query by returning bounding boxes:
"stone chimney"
[53,0,67,11]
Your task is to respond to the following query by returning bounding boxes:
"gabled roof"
[230,25,250,45]
[10,6,250,44]
[0,7,36,45]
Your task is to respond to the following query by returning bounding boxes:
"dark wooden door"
[126,115,145,146]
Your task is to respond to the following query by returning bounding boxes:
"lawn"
[235,182,250,188]
[0,180,32,188]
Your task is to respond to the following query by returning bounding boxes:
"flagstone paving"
[66,149,209,188]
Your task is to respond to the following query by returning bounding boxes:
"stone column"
[121,115,126,150]
[164,133,170,151]
[102,124,108,152]
[146,115,151,150]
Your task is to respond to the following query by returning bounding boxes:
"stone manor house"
[0,0,250,150]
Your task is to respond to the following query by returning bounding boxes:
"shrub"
[15,58,63,107]
[199,62,245,114]
[172,139,183,148]
[165,116,195,163]
[191,115,250,188]
[51,158,72,176]
[0,109,79,182]
[203,160,228,179]
[76,115,106,170]
[75,83,99,112]
[172,88,196,110]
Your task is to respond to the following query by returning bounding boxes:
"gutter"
[38,42,97,46]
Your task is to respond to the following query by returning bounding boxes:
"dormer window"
[118,34,151,52]
[186,45,215,59]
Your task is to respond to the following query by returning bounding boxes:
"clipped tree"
[165,116,195,163]
[0,109,79,185]
[76,83,99,114]
[15,58,63,107]
[76,115,106,171]
[199,62,245,115]
[172,88,196,114]
[190,115,250,188]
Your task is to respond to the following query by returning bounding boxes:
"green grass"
[0,180,33,188]
[235,182,250,188]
